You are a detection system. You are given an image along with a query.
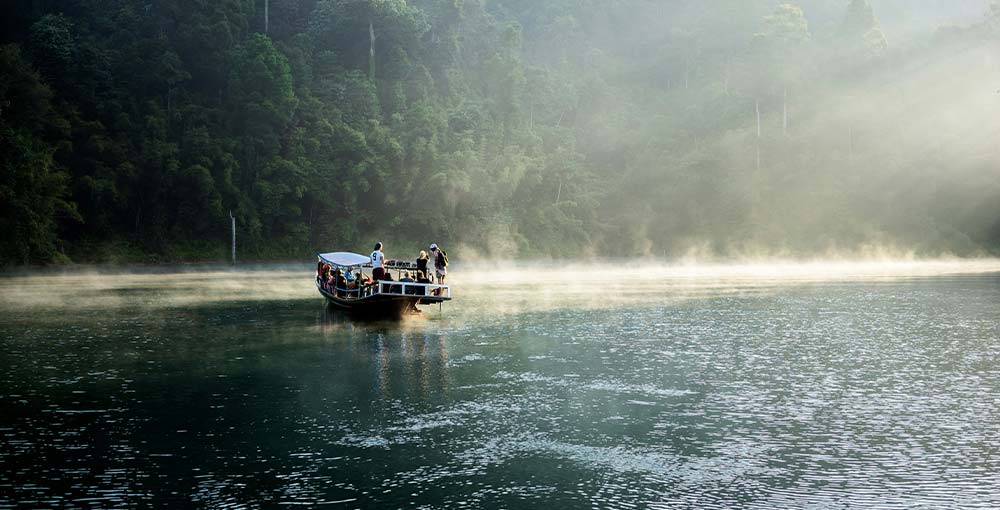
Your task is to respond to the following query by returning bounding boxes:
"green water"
[1,264,999,508]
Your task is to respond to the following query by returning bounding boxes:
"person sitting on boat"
[335,269,348,296]
[400,271,414,292]
[371,242,386,281]
[354,271,369,297]
[416,251,429,276]
[400,271,416,294]
[412,271,429,295]
[385,271,403,294]
[321,267,333,291]
[416,270,431,284]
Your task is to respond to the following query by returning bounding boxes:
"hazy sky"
[792,1,991,41]
[870,0,991,39]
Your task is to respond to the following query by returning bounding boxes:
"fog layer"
[2,259,997,313]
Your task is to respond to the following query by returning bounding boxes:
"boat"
[315,251,451,318]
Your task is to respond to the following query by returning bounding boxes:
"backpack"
[440,249,449,267]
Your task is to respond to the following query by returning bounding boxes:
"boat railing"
[375,281,451,299]
[324,280,450,300]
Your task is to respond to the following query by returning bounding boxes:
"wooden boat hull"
[317,284,437,318]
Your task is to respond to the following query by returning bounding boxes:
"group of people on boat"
[316,266,371,297]
[317,242,449,298]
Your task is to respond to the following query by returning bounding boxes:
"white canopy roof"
[318,252,371,268]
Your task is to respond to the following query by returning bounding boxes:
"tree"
[840,0,887,59]
[0,44,79,264]
[2,0,999,263]
[753,4,812,135]
[227,33,297,185]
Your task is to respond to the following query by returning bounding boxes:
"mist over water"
[3,258,998,311]
[2,261,1000,508]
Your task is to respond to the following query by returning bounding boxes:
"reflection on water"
[1,261,999,508]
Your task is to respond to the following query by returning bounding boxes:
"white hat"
[430,243,438,250]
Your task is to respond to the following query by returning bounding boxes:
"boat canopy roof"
[318,252,371,268]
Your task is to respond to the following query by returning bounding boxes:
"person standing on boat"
[371,242,386,281]
[430,243,447,285]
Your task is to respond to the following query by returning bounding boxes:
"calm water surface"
[1,262,999,509]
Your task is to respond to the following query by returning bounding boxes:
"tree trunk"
[369,20,376,80]
[723,58,730,96]
[134,204,141,236]
[264,0,269,34]
[308,203,315,242]
[230,211,236,265]
[528,101,533,133]
[755,98,761,138]
[756,143,761,173]
[684,57,690,89]
[848,127,854,165]
[782,87,788,136]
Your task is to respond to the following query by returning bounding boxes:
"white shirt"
[371,250,384,269]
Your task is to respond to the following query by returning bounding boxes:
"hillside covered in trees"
[2,0,1000,265]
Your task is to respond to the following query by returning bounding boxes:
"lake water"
[2,261,999,509]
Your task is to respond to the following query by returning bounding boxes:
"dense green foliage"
[2,0,999,264]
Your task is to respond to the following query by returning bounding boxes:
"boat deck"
[318,279,451,302]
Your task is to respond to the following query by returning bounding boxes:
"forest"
[2,0,999,265]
